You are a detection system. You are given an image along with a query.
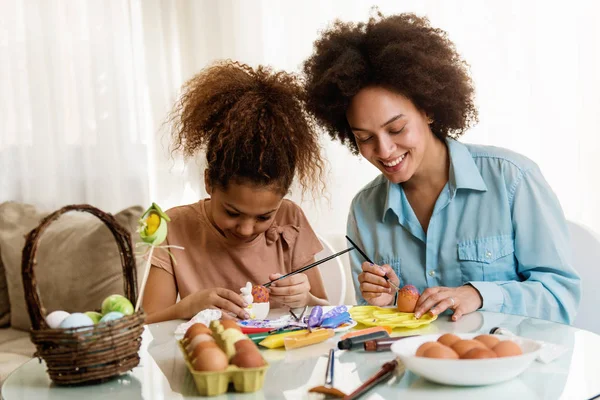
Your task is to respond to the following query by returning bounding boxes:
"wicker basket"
[21,204,146,385]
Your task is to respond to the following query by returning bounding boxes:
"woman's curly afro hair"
[303,12,478,154]
[170,60,325,196]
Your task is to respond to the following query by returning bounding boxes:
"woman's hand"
[182,288,249,320]
[357,262,400,306]
[414,285,483,321]
[268,273,312,308]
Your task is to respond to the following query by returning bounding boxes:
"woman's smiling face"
[346,86,437,184]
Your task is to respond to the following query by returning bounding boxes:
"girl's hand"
[357,262,399,306]
[414,285,483,321]
[184,288,250,320]
[268,273,311,308]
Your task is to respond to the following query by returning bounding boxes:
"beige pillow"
[0,202,144,331]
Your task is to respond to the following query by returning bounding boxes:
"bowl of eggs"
[391,333,542,386]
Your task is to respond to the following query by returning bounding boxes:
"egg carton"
[178,321,269,396]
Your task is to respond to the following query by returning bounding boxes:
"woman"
[302,12,580,324]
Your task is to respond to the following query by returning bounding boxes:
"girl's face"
[205,177,284,244]
[346,86,439,184]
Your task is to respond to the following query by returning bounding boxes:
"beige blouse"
[151,199,327,302]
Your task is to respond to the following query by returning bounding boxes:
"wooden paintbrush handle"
[342,360,397,400]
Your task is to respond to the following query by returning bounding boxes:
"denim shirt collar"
[383,138,487,222]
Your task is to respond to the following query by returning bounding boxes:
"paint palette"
[349,306,437,329]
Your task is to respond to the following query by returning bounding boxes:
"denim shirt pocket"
[457,235,517,282]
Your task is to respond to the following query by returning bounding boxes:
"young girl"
[143,61,329,323]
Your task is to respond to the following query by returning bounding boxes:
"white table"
[3,309,600,399]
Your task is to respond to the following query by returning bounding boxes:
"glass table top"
[2,308,600,399]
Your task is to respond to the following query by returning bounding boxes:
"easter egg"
[191,342,219,360]
[85,311,103,324]
[184,323,211,342]
[251,285,269,303]
[231,349,265,368]
[220,328,246,344]
[234,339,258,353]
[462,347,497,359]
[416,341,442,357]
[59,313,94,330]
[437,333,461,348]
[422,345,459,359]
[474,334,500,349]
[192,347,228,372]
[100,311,124,324]
[101,294,134,316]
[46,310,70,329]
[185,334,215,354]
[451,339,487,357]
[492,340,523,357]
[396,285,420,313]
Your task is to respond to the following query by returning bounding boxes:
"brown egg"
[492,340,523,357]
[184,323,211,342]
[220,320,242,331]
[192,347,229,371]
[190,341,218,359]
[185,333,215,353]
[462,347,497,359]
[234,339,258,353]
[422,345,459,359]
[438,333,461,347]
[415,341,442,357]
[474,334,500,349]
[396,285,420,313]
[451,340,487,357]
[231,349,265,368]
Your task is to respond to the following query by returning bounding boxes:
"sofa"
[0,202,144,385]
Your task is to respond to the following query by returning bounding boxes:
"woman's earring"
[427,117,434,124]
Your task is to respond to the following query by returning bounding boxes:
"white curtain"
[0,0,150,213]
[2,0,600,240]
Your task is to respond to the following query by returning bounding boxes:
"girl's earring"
[427,117,434,124]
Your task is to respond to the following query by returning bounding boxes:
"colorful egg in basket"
[21,204,145,385]
[179,320,270,396]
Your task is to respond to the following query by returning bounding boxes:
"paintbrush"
[262,247,355,287]
[308,349,347,398]
[345,235,400,291]
[342,359,402,400]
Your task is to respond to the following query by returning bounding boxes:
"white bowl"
[391,333,542,386]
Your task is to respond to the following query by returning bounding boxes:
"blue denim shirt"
[347,139,581,324]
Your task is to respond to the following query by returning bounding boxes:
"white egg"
[59,313,94,330]
[46,310,70,329]
[185,333,215,353]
